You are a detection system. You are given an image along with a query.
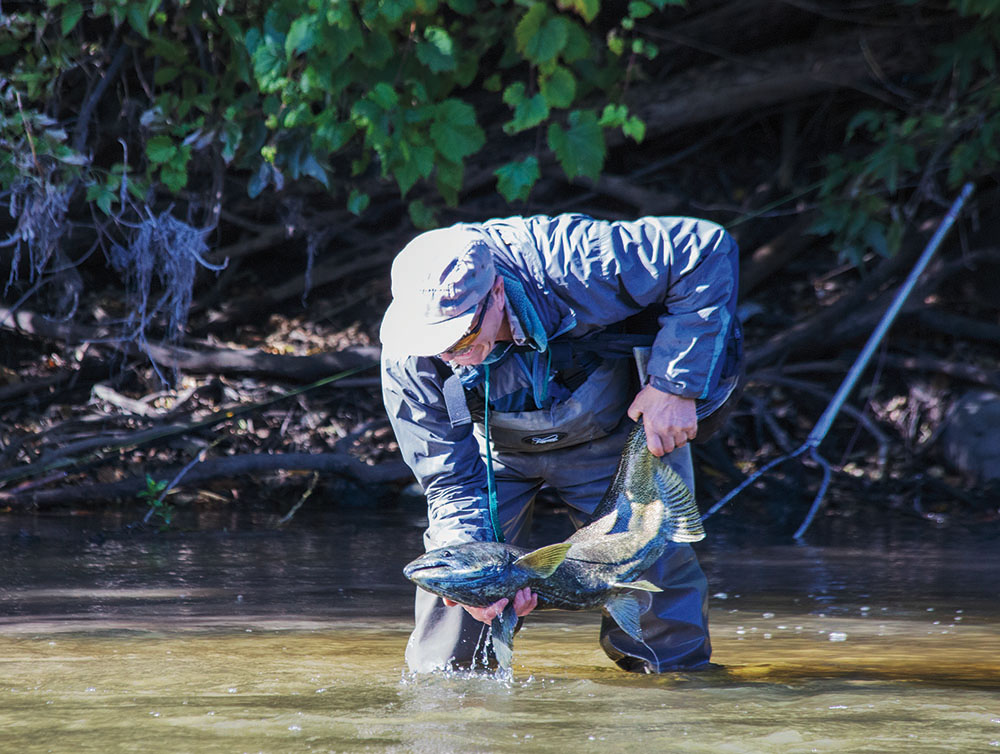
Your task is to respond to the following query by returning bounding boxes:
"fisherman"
[380,214,741,673]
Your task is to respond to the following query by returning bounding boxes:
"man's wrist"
[647,375,697,399]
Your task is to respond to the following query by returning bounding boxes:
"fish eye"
[438,549,451,557]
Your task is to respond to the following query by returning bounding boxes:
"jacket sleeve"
[633,217,739,401]
[381,353,495,546]
[526,215,739,401]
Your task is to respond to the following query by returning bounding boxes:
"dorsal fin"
[514,542,572,577]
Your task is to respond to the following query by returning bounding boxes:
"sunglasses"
[441,291,492,357]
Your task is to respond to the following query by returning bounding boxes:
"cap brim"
[380,300,479,357]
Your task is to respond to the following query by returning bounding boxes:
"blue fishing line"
[483,363,504,542]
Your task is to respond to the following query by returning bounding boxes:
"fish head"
[403,542,517,607]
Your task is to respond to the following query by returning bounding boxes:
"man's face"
[439,282,503,366]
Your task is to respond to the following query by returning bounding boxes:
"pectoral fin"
[513,542,572,578]
[611,579,662,592]
[605,592,644,643]
[490,603,518,669]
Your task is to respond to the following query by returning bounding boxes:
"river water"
[2,504,998,753]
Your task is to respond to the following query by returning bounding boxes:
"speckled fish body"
[403,424,705,666]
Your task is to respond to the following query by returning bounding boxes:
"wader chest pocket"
[476,359,632,453]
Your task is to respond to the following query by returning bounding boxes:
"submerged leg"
[404,467,541,673]
[599,541,711,672]
[405,587,497,672]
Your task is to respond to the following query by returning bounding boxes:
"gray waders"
[404,360,711,673]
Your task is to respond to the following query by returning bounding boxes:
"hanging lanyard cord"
[483,363,504,543]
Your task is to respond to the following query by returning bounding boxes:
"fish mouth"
[403,560,453,580]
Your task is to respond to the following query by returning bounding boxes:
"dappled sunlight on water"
[2,618,997,754]
[2,508,999,753]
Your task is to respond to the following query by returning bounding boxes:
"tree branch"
[0,451,413,508]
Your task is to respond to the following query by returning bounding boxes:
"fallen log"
[0,451,413,508]
[0,305,382,382]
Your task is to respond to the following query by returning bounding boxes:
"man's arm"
[382,354,537,622]
[382,354,495,545]
[521,214,739,455]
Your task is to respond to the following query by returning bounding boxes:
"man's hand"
[628,384,698,457]
[443,587,538,626]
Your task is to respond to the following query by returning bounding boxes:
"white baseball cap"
[380,225,497,356]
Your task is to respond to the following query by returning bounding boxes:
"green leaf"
[430,99,485,160]
[159,144,191,193]
[347,189,370,215]
[547,109,605,181]
[248,161,270,198]
[515,4,546,53]
[286,15,317,58]
[861,220,889,257]
[220,122,242,164]
[516,4,568,65]
[417,26,457,72]
[126,3,150,38]
[845,110,884,142]
[607,31,624,56]
[495,156,540,202]
[436,158,464,206]
[315,118,356,153]
[540,66,576,108]
[370,82,399,111]
[629,1,654,18]
[599,103,626,127]
[147,34,190,65]
[86,180,117,215]
[251,39,286,92]
[503,81,525,108]
[160,163,187,193]
[378,0,415,24]
[503,88,549,134]
[282,103,312,129]
[623,115,645,143]
[357,29,394,67]
[96,190,114,215]
[146,135,177,164]
[561,19,593,63]
[392,143,435,196]
[408,199,437,229]
[559,0,600,23]
[61,1,83,35]
[153,66,180,86]
[300,153,329,188]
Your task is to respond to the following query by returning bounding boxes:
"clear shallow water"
[2,507,998,753]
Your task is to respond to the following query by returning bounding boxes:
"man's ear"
[493,276,505,308]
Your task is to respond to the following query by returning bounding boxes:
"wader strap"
[442,373,472,427]
[484,364,504,543]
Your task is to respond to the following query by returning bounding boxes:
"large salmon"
[403,423,704,668]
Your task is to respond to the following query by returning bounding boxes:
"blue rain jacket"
[382,214,740,543]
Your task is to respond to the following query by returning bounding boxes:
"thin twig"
[276,471,320,526]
